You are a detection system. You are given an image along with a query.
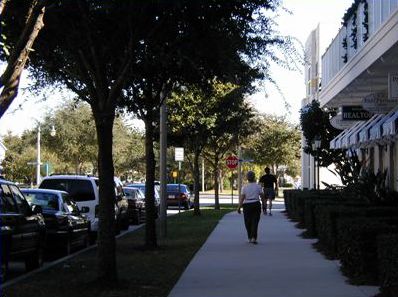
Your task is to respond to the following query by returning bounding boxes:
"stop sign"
[226,155,239,169]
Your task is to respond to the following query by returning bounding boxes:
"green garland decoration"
[362,0,369,42]
[342,37,348,63]
[341,0,368,62]
[350,11,358,50]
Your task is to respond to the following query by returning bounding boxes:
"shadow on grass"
[3,207,233,297]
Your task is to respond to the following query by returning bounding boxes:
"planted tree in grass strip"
[2,0,299,285]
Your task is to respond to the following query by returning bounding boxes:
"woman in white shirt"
[237,171,264,244]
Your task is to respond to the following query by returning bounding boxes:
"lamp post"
[312,137,321,190]
[35,125,56,186]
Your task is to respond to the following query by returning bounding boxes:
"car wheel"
[122,216,129,230]
[25,246,44,271]
[132,212,140,225]
[184,201,190,210]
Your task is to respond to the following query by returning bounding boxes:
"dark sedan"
[123,186,145,224]
[166,184,193,210]
[21,188,90,255]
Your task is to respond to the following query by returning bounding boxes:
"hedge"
[314,204,369,258]
[378,233,398,297]
[337,217,398,285]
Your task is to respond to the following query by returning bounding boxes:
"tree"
[246,115,301,173]
[202,82,256,210]
[2,0,297,284]
[300,100,362,185]
[0,0,48,118]
[1,131,61,183]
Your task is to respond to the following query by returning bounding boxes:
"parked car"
[123,186,145,224]
[0,178,46,281]
[166,184,193,210]
[21,188,90,255]
[125,183,160,216]
[39,175,130,239]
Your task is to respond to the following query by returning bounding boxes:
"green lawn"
[3,207,233,297]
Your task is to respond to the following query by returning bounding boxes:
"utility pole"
[237,146,242,200]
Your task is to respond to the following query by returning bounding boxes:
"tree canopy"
[245,114,301,175]
[2,0,298,284]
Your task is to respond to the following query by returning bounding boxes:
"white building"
[301,25,343,189]
[322,0,398,190]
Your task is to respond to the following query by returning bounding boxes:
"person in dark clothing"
[237,171,264,244]
[259,167,278,216]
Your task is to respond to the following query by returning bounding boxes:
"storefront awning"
[336,121,362,149]
[383,109,398,138]
[347,120,370,148]
[341,121,367,149]
[330,128,350,149]
[358,114,385,145]
[369,107,398,141]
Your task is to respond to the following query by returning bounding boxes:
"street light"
[311,137,321,190]
[35,125,56,186]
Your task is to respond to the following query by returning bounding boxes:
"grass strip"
[3,207,233,297]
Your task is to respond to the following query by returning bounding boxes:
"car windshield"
[24,192,59,211]
[124,188,144,199]
[40,179,95,201]
[167,185,187,192]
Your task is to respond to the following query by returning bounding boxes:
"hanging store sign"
[389,73,398,100]
[362,92,398,114]
[330,115,358,130]
[341,106,372,121]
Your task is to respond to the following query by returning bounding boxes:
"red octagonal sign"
[226,155,239,169]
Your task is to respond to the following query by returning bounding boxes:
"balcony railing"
[321,0,398,90]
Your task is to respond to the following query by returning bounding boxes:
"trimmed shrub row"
[378,234,398,297]
[284,189,398,296]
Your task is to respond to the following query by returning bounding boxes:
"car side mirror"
[31,205,43,214]
[80,206,90,213]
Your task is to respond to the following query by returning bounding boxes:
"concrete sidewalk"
[168,203,379,297]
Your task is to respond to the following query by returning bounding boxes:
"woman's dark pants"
[243,201,261,240]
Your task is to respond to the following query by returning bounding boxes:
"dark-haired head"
[246,171,256,182]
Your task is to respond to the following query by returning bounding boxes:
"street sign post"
[226,155,239,169]
[226,155,239,205]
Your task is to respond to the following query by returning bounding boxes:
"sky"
[0,0,353,136]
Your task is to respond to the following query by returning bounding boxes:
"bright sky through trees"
[0,0,352,136]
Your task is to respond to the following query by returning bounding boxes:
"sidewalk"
[168,203,379,297]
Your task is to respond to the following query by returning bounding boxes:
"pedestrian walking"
[237,171,264,244]
[259,167,278,216]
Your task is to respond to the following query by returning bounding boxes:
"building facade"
[322,0,398,191]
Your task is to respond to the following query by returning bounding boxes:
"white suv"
[39,175,129,237]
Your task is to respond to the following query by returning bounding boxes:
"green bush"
[314,204,369,258]
[337,218,398,285]
[304,199,341,238]
[378,234,398,297]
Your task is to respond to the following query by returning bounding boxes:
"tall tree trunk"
[144,113,157,248]
[94,111,118,285]
[214,155,220,210]
[193,148,201,216]
[0,0,47,118]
